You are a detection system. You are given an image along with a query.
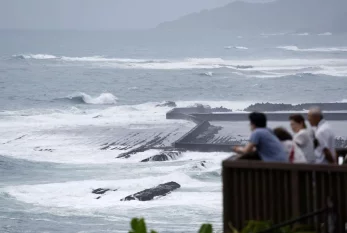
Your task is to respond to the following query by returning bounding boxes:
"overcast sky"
[0,0,239,30]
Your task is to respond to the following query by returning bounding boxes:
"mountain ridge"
[156,0,347,33]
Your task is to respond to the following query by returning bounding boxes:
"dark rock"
[92,188,117,195]
[93,115,102,118]
[141,151,182,162]
[244,102,347,112]
[211,106,233,112]
[34,147,54,152]
[156,101,177,108]
[193,103,211,111]
[120,182,181,201]
[92,188,111,195]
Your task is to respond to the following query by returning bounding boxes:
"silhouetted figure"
[308,107,336,164]
[233,112,287,162]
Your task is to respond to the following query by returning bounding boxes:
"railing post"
[291,170,300,217]
[327,196,337,233]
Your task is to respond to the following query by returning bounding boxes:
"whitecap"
[13,54,57,60]
[66,92,118,105]
[277,46,347,52]
[318,32,332,36]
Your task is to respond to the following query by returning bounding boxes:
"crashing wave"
[318,32,332,36]
[12,54,57,60]
[199,71,213,77]
[244,102,347,112]
[63,92,118,105]
[293,32,309,36]
[277,46,347,52]
[224,46,248,50]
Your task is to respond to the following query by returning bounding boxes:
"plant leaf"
[199,224,213,233]
[228,222,239,233]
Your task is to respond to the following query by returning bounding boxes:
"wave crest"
[12,54,57,60]
[277,46,347,52]
[64,92,118,105]
[224,46,248,50]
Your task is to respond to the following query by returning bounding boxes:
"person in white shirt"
[273,127,307,163]
[289,114,315,163]
[307,107,336,164]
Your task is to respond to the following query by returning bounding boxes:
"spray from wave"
[277,46,347,52]
[12,54,57,60]
[224,46,248,50]
[199,72,213,77]
[63,92,118,105]
[318,32,332,36]
[293,32,309,36]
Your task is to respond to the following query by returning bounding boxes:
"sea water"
[1,29,347,233]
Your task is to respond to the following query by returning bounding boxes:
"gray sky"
[0,0,235,30]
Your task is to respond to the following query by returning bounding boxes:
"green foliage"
[198,224,213,233]
[241,220,273,233]
[129,218,157,233]
[227,221,315,233]
[129,218,316,233]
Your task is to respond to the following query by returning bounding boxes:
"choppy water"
[1,29,347,233]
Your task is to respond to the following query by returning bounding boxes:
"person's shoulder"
[253,128,270,134]
[318,121,334,134]
[298,129,311,137]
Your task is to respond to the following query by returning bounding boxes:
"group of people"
[233,107,337,164]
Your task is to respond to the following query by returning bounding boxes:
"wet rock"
[201,161,206,167]
[92,188,117,199]
[156,101,177,108]
[34,147,54,152]
[211,106,233,112]
[141,151,182,162]
[244,102,347,112]
[92,188,112,195]
[120,182,180,201]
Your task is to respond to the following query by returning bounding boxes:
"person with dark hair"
[307,107,336,164]
[232,112,287,162]
[274,127,307,163]
[289,114,315,163]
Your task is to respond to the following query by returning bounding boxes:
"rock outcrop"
[156,101,177,108]
[92,188,117,199]
[141,151,182,162]
[244,102,347,112]
[120,182,181,201]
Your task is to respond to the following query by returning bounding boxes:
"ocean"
[1,29,347,233]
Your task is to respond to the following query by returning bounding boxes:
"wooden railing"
[222,159,347,233]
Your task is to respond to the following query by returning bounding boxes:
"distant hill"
[156,0,347,33]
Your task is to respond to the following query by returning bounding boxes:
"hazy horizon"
[0,0,235,30]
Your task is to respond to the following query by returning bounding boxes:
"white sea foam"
[4,171,222,210]
[0,100,252,164]
[277,46,347,52]
[199,71,213,77]
[14,54,57,60]
[12,53,347,77]
[66,92,118,105]
[318,32,332,36]
[294,32,309,36]
[260,32,287,36]
[224,46,248,50]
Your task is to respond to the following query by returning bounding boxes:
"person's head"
[308,107,323,127]
[289,114,307,133]
[249,112,267,131]
[273,127,293,141]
